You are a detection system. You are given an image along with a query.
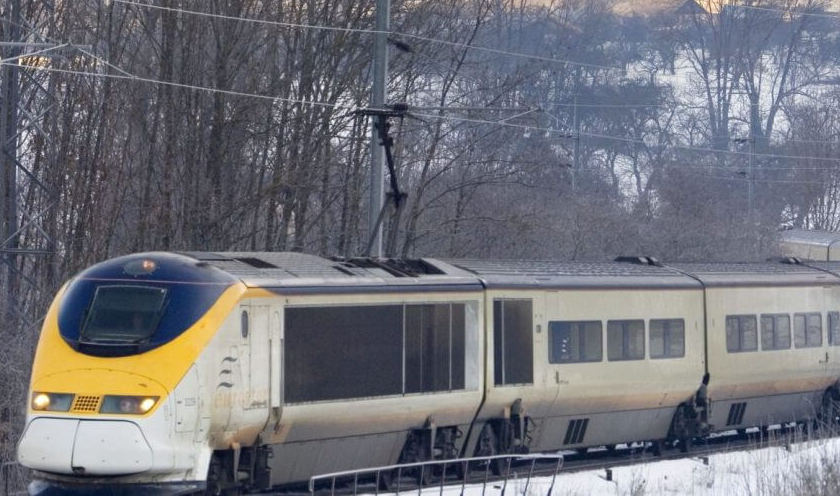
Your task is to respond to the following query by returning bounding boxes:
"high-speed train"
[16,251,840,494]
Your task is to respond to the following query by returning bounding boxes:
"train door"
[246,304,271,410]
[269,309,283,414]
[826,286,840,377]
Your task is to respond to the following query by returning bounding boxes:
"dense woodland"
[1,0,840,476]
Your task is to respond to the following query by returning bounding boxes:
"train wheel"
[820,389,840,431]
[206,452,239,496]
[475,424,504,476]
[378,469,396,491]
[650,440,663,457]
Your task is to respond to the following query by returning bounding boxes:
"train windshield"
[58,252,237,357]
[80,285,168,344]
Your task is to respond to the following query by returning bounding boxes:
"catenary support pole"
[367,0,389,258]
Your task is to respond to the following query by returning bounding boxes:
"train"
[16,250,840,494]
[779,228,840,262]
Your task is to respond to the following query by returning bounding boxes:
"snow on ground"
[379,437,840,496]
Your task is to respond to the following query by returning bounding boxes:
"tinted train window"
[405,304,465,393]
[607,320,645,361]
[794,313,822,348]
[829,312,840,346]
[285,306,403,402]
[760,314,790,350]
[548,321,602,363]
[726,315,758,352]
[493,299,533,385]
[285,303,473,403]
[649,319,685,359]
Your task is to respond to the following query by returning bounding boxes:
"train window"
[794,313,822,348]
[284,302,476,403]
[405,304,466,393]
[649,319,685,359]
[760,314,790,350]
[80,285,168,344]
[493,299,534,386]
[725,315,758,352]
[548,321,602,363]
[285,305,403,402]
[240,310,249,338]
[830,312,840,346]
[607,320,645,361]
[451,305,466,390]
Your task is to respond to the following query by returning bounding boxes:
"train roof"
[175,252,840,293]
[180,251,484,293]
[668,261,840,287]
[779,228,840,248]
[445,259,701,289]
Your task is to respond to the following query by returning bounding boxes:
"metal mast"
[367,0,389,258]
[0,0,23,316]
[0,0,67,323]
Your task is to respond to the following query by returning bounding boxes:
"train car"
[16,251,840,495]
[669,262,840,432]
[444,259,707,455]
[17,251,486,494]
[778,229,840,262]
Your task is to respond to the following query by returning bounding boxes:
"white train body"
[16,252,840,494]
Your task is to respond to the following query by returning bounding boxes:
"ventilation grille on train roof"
[71,395,101,413]
[234,257,278,269]
[332,258,445,277]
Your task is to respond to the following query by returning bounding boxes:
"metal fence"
[308,453,564,496]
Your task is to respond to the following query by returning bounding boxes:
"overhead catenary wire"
[678,171,835,186]
[4,62,346,109]
[9,33,840,174]
[110,0,622,71]
[11,58,840,171]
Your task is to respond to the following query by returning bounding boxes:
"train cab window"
[760,314,790,350]
[794,313,822,348]
[649,319,685,359]
[80,285,168,344]
[726,315,758,352]
[493,299,534,386]
[607,320,645,361]
[829,312,840,346]
[548,321,602,363]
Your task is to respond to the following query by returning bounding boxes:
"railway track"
[294,421,831,496]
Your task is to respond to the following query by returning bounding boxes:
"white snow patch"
[375,438,840,496]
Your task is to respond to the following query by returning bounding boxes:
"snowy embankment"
[384,437,840,496]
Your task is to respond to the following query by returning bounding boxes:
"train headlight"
[100,395,159,415]
[123,258,157,276]
[30,392,73,412]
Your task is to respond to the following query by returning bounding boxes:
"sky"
[612,0,840,16]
